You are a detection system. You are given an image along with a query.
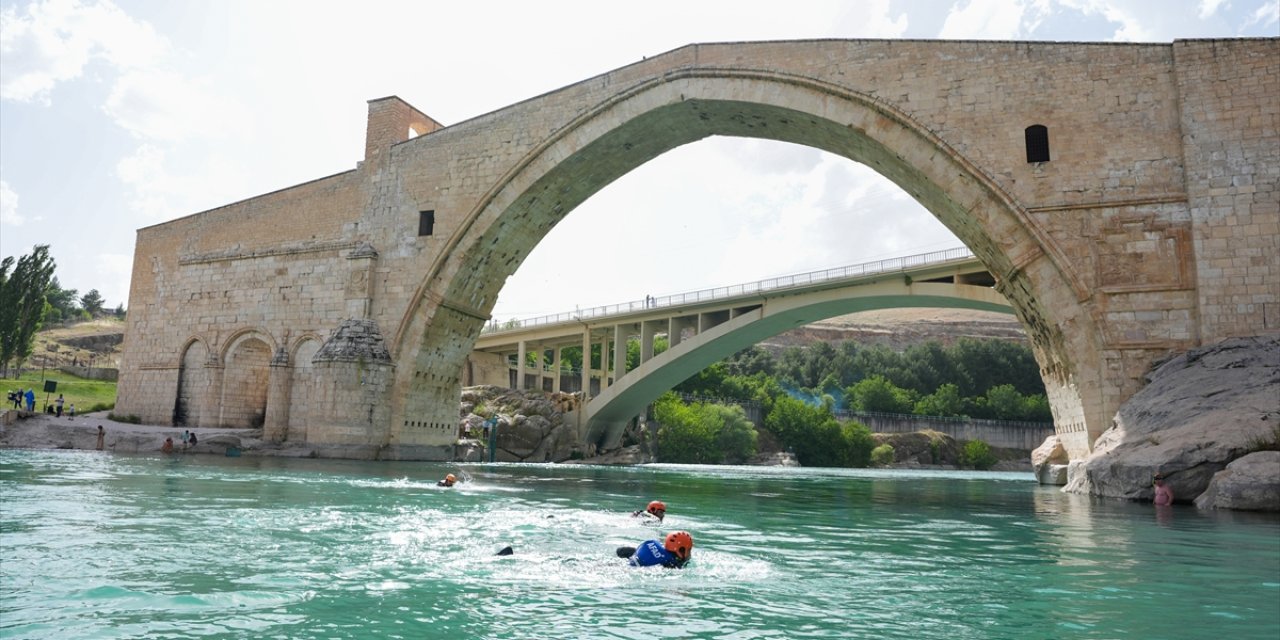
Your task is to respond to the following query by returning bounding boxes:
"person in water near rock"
[632,500,666,522]
[1153,472,1174,506]
[437,473,457,487]
[161,437,174,454]
[616,531,693,568]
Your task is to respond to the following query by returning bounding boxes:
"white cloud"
[1055,0,1158,41]
[116,143,252,221]
[1242,0,1279,29]
[95,251,133,307]
[940,0,1029,39]
[0,180,23,226]
[103,68,252,142]
[1199,0,1230,18]
[0,0,168,103]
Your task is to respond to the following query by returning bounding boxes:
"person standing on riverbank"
[54,395,64,417]
[96,425,105,450]
[24,388,35,412]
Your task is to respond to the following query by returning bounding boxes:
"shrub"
[960,439,997,470]
[871,443,895,466]
[1245,423,1280,453]
[107,413,141,424]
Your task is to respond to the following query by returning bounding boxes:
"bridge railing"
[483,246,976,334]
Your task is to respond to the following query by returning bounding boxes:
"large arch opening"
[220,334,273,429]
[394,71,1096,455]
[174,339,208,427]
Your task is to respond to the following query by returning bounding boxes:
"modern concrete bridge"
[469,247,1010,449]
[116,38,1278,461]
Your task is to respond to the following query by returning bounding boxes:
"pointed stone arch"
[219,329,278,429]
[392,70,1101,455]
[174,336,211,427]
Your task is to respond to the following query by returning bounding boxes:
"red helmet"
[647,500,666,516]
[664,531,693,560]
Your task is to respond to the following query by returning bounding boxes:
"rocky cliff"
[1062,335,1280,511]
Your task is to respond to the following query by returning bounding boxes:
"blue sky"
[1,0,1276,320]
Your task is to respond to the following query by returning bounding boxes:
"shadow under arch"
[393,69,1100,454]
[219,328,278,430]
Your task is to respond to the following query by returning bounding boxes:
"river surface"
[1,449,1277,639]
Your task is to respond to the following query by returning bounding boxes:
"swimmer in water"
[616,531,693,569]
[631,500,666,522]
[437,473,457,487]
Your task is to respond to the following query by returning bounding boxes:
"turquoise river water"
[1,449,1277,639]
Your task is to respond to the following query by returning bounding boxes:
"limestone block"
[1195,451,1280,512]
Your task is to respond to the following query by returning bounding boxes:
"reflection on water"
[2,451,1278,639]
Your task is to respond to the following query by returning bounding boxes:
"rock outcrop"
[1031,435,1069,485]
[1064,335,1280,509]
[1194,451,1280,511]
[459,386,586,463]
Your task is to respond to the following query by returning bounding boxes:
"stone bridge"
[117,38,1279,461]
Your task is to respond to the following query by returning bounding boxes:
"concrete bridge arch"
[394,68,1094,453]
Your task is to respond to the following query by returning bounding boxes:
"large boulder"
[460,386,585,462]
[1031,435,1069,485]
[1065,335,1280,506]
[1194,451,1280,511]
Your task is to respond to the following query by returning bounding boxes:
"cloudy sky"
[1,0,1276,321]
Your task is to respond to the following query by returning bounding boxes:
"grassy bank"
[3,369,116,414]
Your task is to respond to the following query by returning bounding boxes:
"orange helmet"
[647,500,666,515]
[664,531,693,560]
[445,474,457,483]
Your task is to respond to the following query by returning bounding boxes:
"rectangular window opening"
[419,210,435,236]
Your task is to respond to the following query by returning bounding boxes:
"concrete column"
[641,320,658,364]
[517,341,527,390]
[613,325,628,379]
[264,348,291,442]
[533,344,544,392]
[581,329,592,399]
[552,347,562,393]
[601,332,611,388]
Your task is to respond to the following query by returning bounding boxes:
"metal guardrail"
[483,246,976,334]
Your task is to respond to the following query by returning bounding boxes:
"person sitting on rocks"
[632,500,666,522]
[1153,473,1174,506]
[188,431,198,448]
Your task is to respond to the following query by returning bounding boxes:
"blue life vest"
[628,539,680,568]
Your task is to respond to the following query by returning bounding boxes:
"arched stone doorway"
[174,339,208,427]
[391,71,1098,456]
[220,333,273,429]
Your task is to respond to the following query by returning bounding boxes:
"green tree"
[914,383,967,417]
[654,395,756,464]
[960,440,998,470]
[980,384,1025,420]
[44,277,79,323]
[0,245,57,375]
[871,443,895,466]
[80,289,105,316]
[848,375,916,413]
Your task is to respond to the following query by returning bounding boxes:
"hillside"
[29,318,125,371]
[761,308,1026,352]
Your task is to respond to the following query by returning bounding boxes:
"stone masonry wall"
[118,38,1278,458]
